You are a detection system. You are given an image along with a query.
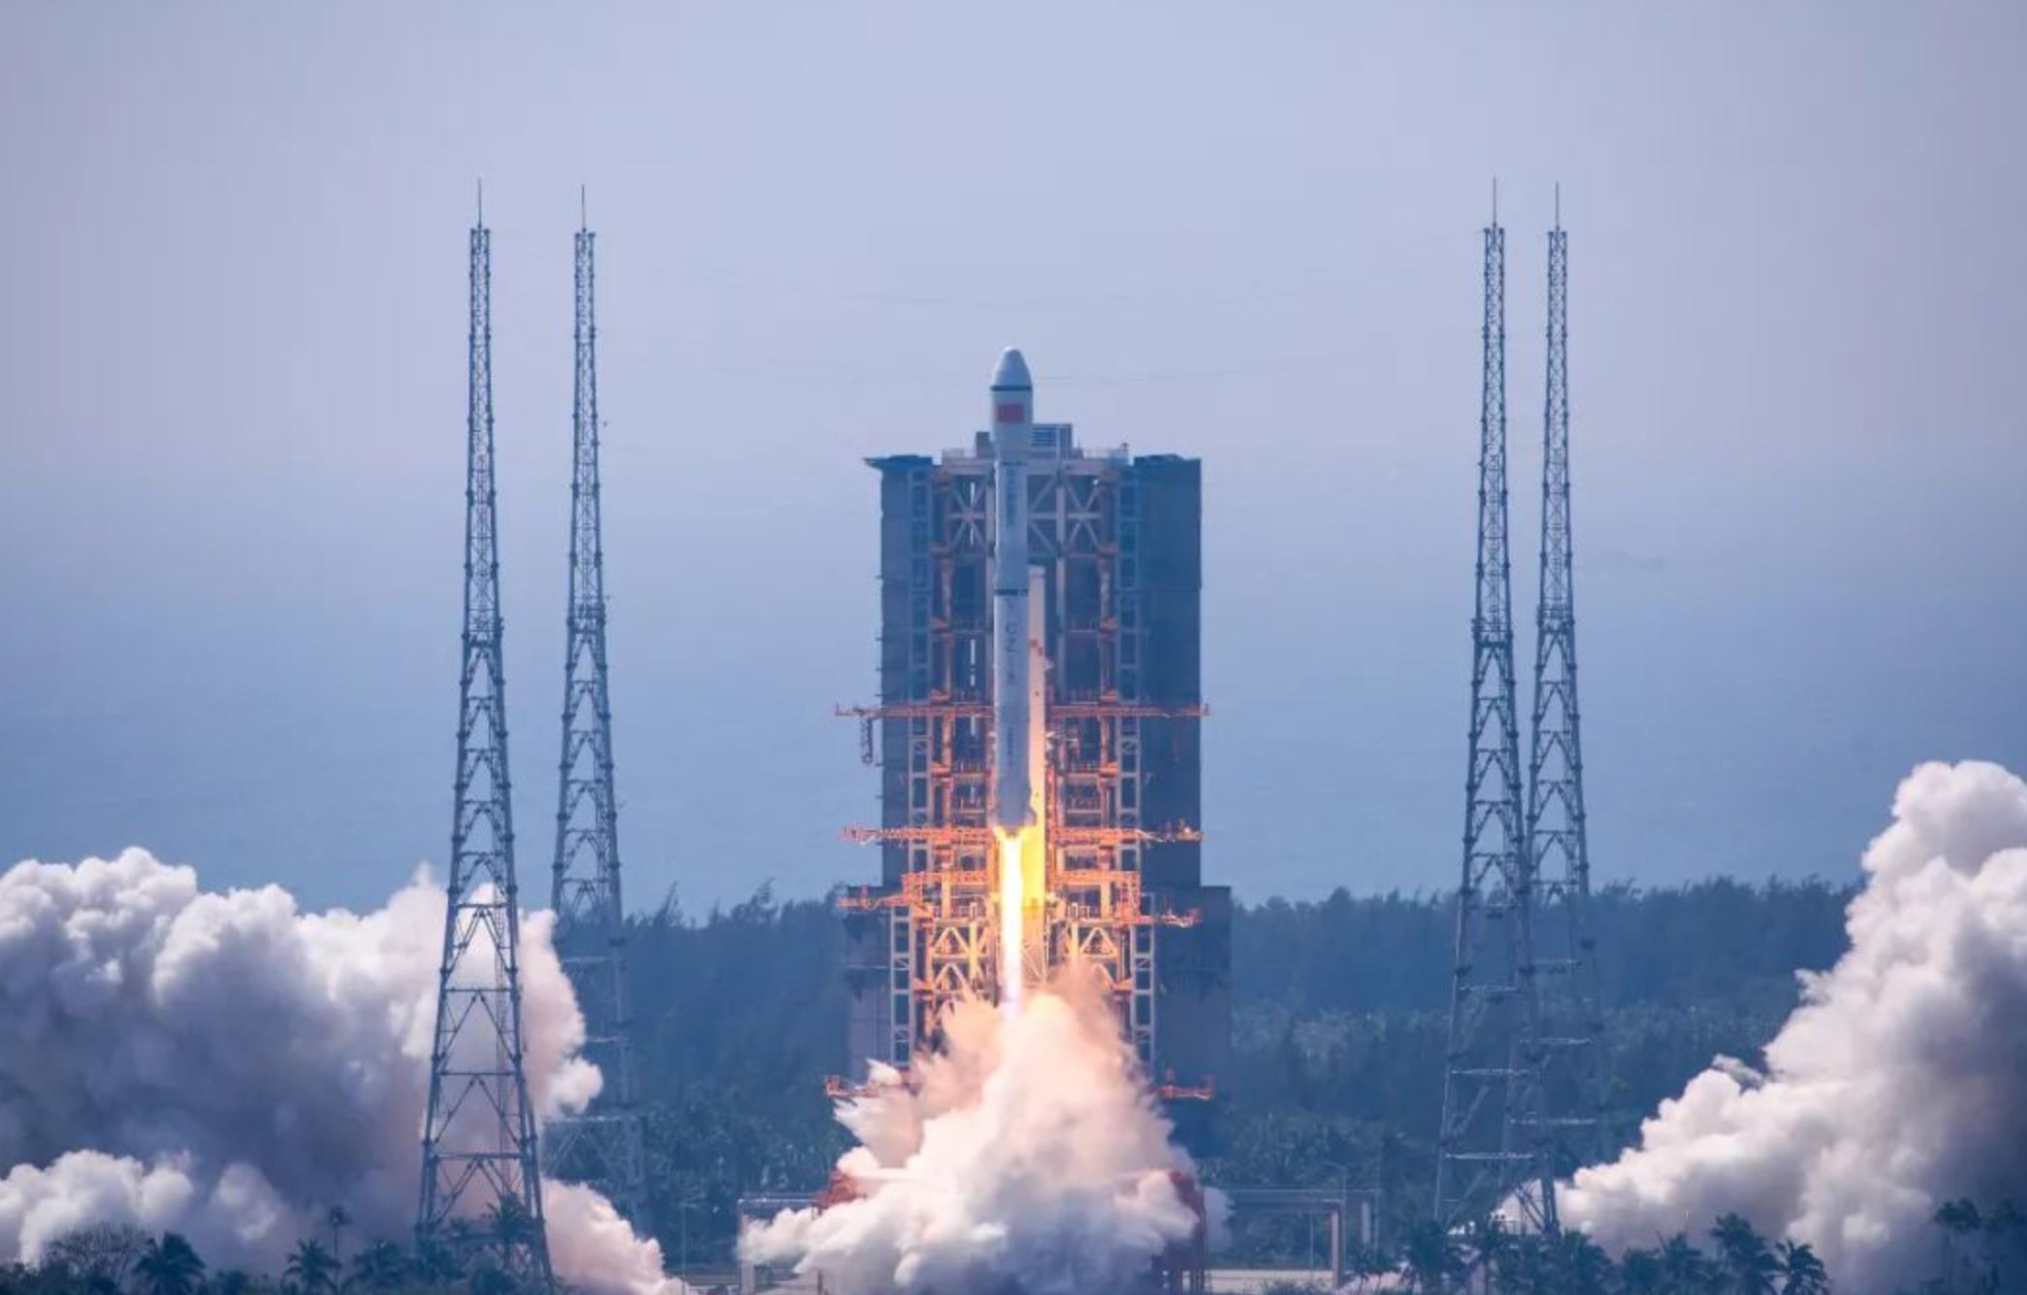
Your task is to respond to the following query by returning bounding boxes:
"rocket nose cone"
[992,347,1032,391]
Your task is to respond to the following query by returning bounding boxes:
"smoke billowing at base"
[13,763,2027,1295]
[742,967,1207,1295]
[1561,760,2027,1295]
[0,848,680,1295]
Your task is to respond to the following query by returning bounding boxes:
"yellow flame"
[996,827,1025,1015]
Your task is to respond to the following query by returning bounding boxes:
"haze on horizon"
[1,0,2023,915]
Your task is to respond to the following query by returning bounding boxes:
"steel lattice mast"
[545,203,650,1227]
[418,205,555,1287]
[1526,206,1612,1173]
[1435,207,1557,1230]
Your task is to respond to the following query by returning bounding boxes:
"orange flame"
[996,827,1025,1014]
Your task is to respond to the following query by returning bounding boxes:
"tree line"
[11,1199,2025,1295]
[0,1207,518,1295]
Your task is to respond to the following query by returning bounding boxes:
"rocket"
[990,347,1043,835]
[990,348,1049,1006]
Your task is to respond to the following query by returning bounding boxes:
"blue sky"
[2,1,2023,913]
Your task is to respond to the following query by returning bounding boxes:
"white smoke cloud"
[742,966,1207,1295]
[1562,760,2027,1294]
[0,847,679,1294]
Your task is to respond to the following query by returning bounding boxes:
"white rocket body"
[991,348,1040,834]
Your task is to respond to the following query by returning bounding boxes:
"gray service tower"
[842,348,1231,1099]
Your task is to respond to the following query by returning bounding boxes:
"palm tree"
[323,1208,351,1267]
[1460,1217,1509,1295]
[1712,1213,1778,1295]
[207,1270,253,1295]
[346,1241,407,1293]
[1775,1239,1829,1295]
[485,1197,535,1252]
[134,1234,206,1295]
[1549,1229,1612,1295]
[1499,1232,1556,1295]
[1658,1232,1717,1295]
[411,1237,464,1287]
[1346,1242,1392,1293]
[1620,1246,1665,1295]
[283,1240,338,1295]
[1400,1220,1462,1294]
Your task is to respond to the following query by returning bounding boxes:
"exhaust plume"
[1561,760,2027,1293]
[742,966,1208,1295]
[0,847,680,1294]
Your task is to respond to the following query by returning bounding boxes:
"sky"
[1,1,2024,915]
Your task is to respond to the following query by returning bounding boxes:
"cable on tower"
[417,215,556,1288]
[544,206,652,1229]
[1435,214,1558,1231]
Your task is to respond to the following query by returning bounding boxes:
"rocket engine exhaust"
[997,829,1027,1015]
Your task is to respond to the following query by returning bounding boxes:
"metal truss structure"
[1436,215,1558,1231]
[854,437,1208,1074]
[544,210,650,1229]
[1525,212,1612,1175]
[418,211,555,1287]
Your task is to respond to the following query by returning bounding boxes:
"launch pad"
[841,349,1231,1090]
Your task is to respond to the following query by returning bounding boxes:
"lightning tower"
[418,203,555,1286]
[545,201,650,1226]
[1435,205,1557,1229]
[1525,204,1611,1173]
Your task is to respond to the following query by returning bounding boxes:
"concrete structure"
[841,349,1230,1092]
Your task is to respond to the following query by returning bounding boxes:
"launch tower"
[842,350,1229,1091]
